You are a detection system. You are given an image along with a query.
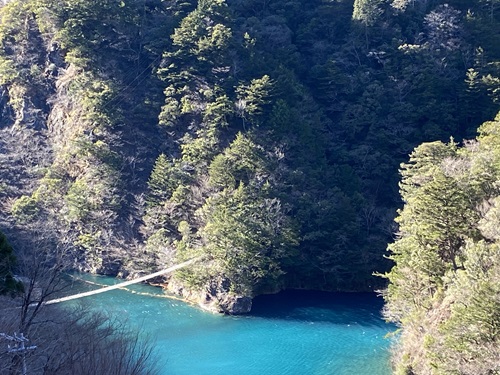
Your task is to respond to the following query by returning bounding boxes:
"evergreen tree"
[177,183,298,296]
[0,230,22,295]
[0,0,499,320]
[383,113,500,374]
[147,154,190,205]
[352,0,384,26]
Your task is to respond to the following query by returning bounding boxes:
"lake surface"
[64,275,395,375]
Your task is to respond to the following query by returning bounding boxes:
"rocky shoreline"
[166,279,253,315]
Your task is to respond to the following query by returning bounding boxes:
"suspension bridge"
[42,257,202,305]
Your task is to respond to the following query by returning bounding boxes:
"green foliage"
[11,195,40,223]
[0,1,28,40]
[64,162,121,225]
[203,93,233,126]
[0,56,18,85]
[437,241,500,374]
[352,0,384,26]
[383,113,500,374]
[178,184,298,295]
[235,75,273,127]
[75,231,102,253]
[147,154,187,205]
[166,0,231,69]
[0,0,499,324]
[75,139,121,168]
[47,0,141,68]
[180,129,220,166]
[65,73,118,126]
[158,87,181,127]
[65,179,93,221]
[208,132,267,189]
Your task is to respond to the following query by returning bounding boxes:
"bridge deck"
[43,257,202,305]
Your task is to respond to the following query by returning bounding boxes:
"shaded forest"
[0,0,498,310]
[1,0,499,373]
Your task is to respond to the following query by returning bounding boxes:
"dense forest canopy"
[1,0,499,372]
[383,113,500,374]
[0,0,498,316]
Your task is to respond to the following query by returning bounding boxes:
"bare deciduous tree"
[0,226,159,375]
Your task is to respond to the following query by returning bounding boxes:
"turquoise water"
[64,276,394,375]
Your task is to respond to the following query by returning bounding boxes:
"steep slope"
[383,113,500,374]
[0,0,498,314]
[0,0,168,273]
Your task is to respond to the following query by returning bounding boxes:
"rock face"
[218,295,252,314]
[167,277,253,315]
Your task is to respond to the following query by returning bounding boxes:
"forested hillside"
[383,113,500,374]
[0,0,498,314]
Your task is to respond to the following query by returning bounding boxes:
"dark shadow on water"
[63,273,395,330]
[249,290,392,328]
